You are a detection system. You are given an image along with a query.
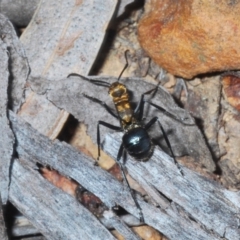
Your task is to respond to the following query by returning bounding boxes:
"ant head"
[109,82,127,99]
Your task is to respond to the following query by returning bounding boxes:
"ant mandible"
[71,50,183,222]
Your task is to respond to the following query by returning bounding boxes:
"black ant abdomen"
[122,127,153,161]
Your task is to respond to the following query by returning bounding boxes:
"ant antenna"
[117,50,129,82]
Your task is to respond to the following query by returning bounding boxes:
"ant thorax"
[118,107,133,125]
[109,82,134,126]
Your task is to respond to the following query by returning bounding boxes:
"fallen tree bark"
[9,111,237,240]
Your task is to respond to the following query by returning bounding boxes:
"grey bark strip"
[9,158,116,240]
[12,213,142,238]
[9,111,222,240]
[21,0,118,80]
[0,0,130,26]
[17,0,117,139]
[0,0,39,27]
[0,39,14,204]
[0,13,29,112]
[0,195,8,240]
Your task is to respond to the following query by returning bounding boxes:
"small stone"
[222,72,240,111]
[138,0,240,79]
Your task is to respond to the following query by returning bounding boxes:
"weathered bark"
[0,33,14,204]
[9,158,116,240]
[0,0,133,27]
[18,0,118,139]
[9,111,236,240]
[0,0,39,27]
[0,196,8,239]
[0,14,29,112]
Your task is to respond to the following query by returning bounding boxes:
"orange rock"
[138,0,240,79]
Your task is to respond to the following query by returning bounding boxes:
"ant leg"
[116,144,144,222]
[96,121,122,164]
[145,117,184,176]
[134,84,160,121]
[144,100,194,126]
[83,94,119,119]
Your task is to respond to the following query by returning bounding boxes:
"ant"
[69,51,183,222]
